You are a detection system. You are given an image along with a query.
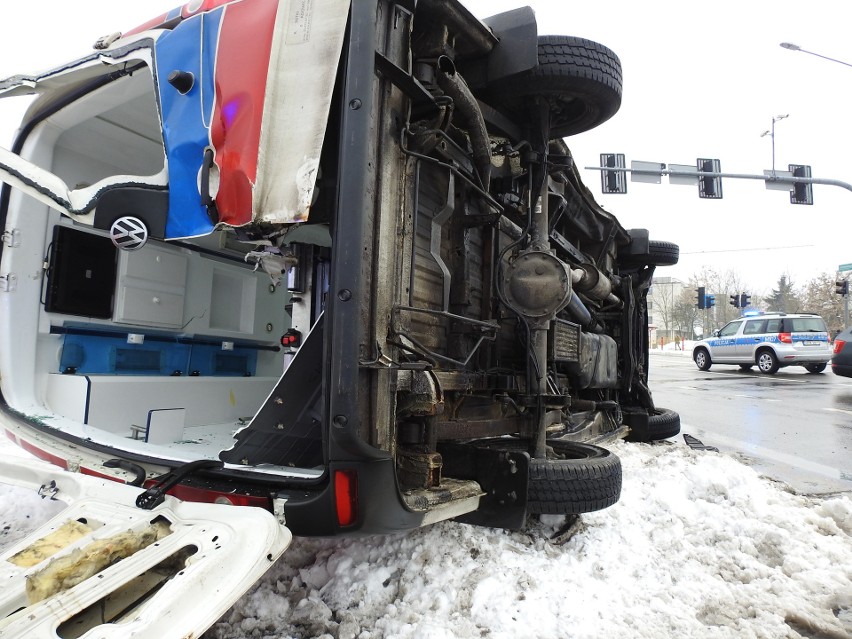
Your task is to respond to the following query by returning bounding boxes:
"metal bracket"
[2,228,20,248]
[683,433,719,452]
[38,480,59,500]
[0,274,17,292]
[272,497,288,526]
[374,51,437,110]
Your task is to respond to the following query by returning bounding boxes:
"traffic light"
[789,164,813,205]
[705,294,716,308]
[696,286,706,309]
[601,153,627,194]
[740,293,751,307]
[836,280,849,296]
[729,294,740,308]
[697,158,723,199]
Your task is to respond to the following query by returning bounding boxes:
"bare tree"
[651,278,677,338]
[800,272,846,334]
[687,266,755,333]
[672,288,700,339]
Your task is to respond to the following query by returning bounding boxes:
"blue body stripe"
[707,334,828,348]
[155,9,224,239]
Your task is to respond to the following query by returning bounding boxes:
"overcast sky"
[1,1,851,293]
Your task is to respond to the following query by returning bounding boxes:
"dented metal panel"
[0,0,350,239]
[253,0,351,224]
[155,0,350,235]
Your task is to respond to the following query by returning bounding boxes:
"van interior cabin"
[0,55,333,475]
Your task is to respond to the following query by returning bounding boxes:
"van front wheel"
[484,36,623,138]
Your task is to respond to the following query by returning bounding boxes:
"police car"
[692,313,832,374]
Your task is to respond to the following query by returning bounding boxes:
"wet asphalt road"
[648,351,852,496]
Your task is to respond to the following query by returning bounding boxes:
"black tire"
[738,364,753,371]
[805,363,826,374]
[625,407,681,442]
[694,348,712,371]
[757,349,780,374]
[473,439,621,514]
[646,241,680,266]
[620,240,680,268]
[485,36,622,138]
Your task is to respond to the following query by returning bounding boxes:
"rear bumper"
[831,362,852,378]
[778,352,832,364]
[765,344,832,364]
[0,403,445,537]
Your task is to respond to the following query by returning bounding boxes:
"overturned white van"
[0,0,680,633]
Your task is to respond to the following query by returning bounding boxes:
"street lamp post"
[760,114,789,176]
[780,42,852,68]
[781,42,852,291]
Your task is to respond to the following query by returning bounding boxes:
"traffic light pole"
[587,164,852,194]
[836,279,850,329]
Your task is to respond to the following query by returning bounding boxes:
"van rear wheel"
[471,439,621,514]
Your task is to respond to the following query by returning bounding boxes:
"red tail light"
[778,332,792,344]
[157,482,270,508]
[334,469,358,527]
[834,339,846,355]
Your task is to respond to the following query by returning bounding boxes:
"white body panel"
[0,455,291,639]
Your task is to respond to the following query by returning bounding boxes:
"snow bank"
[207,441,852,639]
[1,437,849,639]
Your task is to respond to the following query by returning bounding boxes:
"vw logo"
[109,216,149,251]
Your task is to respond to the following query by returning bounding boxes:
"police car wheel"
[804,363,826,374]
[694,348,711,371]
[757,349,780,374]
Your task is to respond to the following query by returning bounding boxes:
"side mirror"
[713,330,721,337]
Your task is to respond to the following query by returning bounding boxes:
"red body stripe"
[123,12,175,37]
[210,0,279,225]
[17,440,69,470]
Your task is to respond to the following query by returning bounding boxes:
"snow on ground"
[1,436,851,639]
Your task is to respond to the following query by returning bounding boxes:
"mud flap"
[439,443,530,529]
[0,456,290,638]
